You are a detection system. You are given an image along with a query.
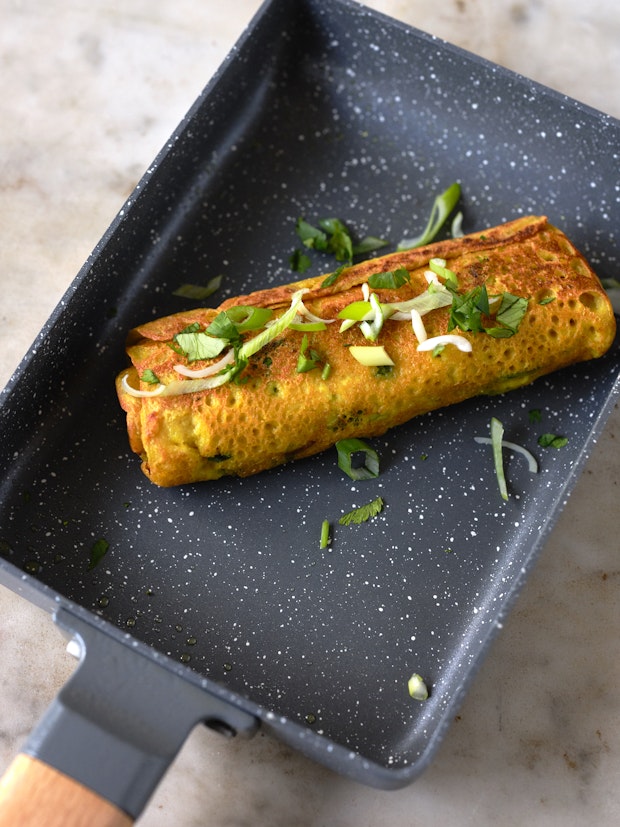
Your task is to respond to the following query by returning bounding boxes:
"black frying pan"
[1,0,619,822]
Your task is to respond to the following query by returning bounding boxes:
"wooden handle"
[0,754,133,827]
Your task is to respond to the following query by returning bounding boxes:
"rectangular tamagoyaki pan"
[1,0,619,822]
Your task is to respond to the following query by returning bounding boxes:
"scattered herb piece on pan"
[320,520,330,549]
[490,417,509,501]
[528,408,542,423]
[475,418,539,499]
[397,182,461,250]
[538,433,569,448]
[407,673,429,701]
[173,275,223,300]
[290,249,312,273]
[296,216,387,268]
[88,538,109,571]
[338,496,384,526]
[296,335,322,373]
[336,438,380,480]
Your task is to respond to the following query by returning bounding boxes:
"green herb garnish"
[88,538,109,571]
[174,328,229,361]
[222,306,273,333]
[290,249,312,273]
[367,267,410,290]
[338,496,384,526]
[320,520,330,549]
[296,335,322,373]
[321,264,347,288]
[140,369,160,385]
[538,433,568,448]
[491,417,509,501]
[336,438,380,480]
[448,284,528,339]
[407,672,429,701]
[296,217,387,266]
[528,408,542,423]
[397,182,461,250]
[172,275,222,300]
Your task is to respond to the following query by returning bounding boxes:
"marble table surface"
[1,1,619,824]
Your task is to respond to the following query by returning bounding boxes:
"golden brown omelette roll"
[116,215,616,486]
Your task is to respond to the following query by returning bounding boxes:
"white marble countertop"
[1,1,619,824]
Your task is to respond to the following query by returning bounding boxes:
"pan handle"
[0,607,259,824]
[0,754,132,826]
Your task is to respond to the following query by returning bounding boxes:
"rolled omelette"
[116,215,616,486]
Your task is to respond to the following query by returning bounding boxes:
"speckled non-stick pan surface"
[1,0,619,787]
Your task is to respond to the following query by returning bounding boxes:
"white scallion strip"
[359,292,385,342]
[120,373,166,398]
[362,283,370,301]
[490,417,508,501]
[298,299,335,324]
[409,308,427,342]
[424,270,440,285]
[474,437,539,473]
[416,334,472,353]
[349,345,394,366]
[339,318,357,333]
[173,349,235,378]
[451,211,464,238]
[159,372,234,395]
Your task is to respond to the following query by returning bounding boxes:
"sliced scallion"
[490,417,509,501]
[474,436,538,473]
[407,673,429,701]
[397,182,461,251]
[223,306,273,333]
[336,438,380,481]
[348,345,395,366]
[238,291,304,361]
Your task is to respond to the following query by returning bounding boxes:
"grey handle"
[22,607,259,819]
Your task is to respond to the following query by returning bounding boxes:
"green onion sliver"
[474,436,538,473]
[387,285,452,318]
[397,182,461,251]
[238,291,304,361]
[225,305,273,333]
[336,438,380,480]
[407,673,429,701]
[289,321,327,332]
[320,520,330,549]
[490,417,509,501]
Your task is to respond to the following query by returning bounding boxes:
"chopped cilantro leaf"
[368,267,410,290]
[495,293,528,333]
[290,249,312,273]
[538,433,568,448]
[528,408,542,423]
[174,329,229,362]
[88,538,109,571]
[338,496,384,526]
[140,369,160,385]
